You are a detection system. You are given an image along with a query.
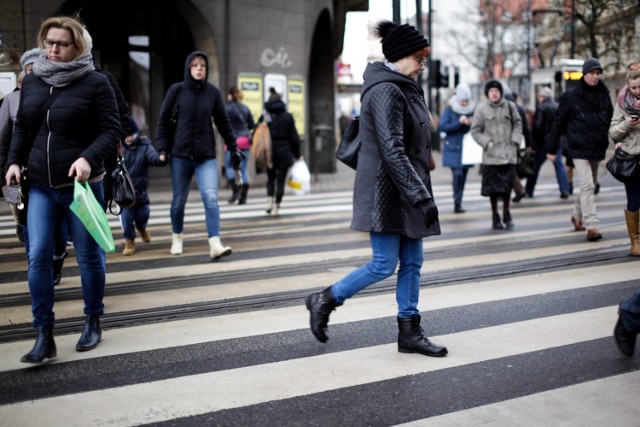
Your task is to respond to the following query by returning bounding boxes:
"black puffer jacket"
[264,99,300,170]
[7,71,120,187]
[547,78,613,160]
[156,51,237,160]
[533,97,558,151]
[351,62,440,239]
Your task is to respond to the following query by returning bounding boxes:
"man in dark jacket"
[547,57,613,241]
[524,87,570,199]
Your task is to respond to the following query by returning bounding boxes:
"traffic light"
[429,59,441,87]
[440,66,450,88]
[429,60,450,88]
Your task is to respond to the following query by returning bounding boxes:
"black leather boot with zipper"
[76,314,102,351]
[305,287,342,343]
[21,324,57,363]
[397,315,448,357]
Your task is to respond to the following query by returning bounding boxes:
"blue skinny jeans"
[170,156,221,237]
[27,182,106,327]
[330,232,424,318]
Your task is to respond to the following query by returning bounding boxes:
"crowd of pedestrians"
[2,15,638,364]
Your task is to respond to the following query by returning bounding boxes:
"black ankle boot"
[503,210,514,229]
[76,314,102,351]
[614,303,637,357]
[21,324,57,363]
[238,184,249,205]
[305,287,342,343]
[227,180,239,204]
[397,315,447,357]
[492,212,504,230]
[53,252,68,286]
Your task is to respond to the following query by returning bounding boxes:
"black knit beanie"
[484,80,503,97]
[376,20,430,63]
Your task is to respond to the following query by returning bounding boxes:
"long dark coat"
[351,62,440,239]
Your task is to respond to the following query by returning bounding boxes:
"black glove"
[419,198,439,228]
[231,150,244,170]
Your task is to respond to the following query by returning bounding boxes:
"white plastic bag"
[287,159,311,195]
[461,133,483,165]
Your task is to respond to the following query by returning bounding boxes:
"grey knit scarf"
[32,52,95,88]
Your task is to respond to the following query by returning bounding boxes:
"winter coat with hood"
[351,61,440,239]
[439,99,474,169]
[7,69,120,188]
[262,99,300,170]
[122,133,164,204]
[547,77,613,160]
[470,97,522,165]
[156,51,237,160]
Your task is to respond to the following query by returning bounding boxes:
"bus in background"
[529,59,584,109]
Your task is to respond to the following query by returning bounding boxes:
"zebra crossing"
[0,177,639,426]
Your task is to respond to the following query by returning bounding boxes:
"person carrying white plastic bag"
[287,158,311,196]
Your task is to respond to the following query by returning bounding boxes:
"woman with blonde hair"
[609,62,640,255]
[5,16,120,363]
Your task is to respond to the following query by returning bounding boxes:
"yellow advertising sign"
[288,77,305,139]
[237,74,263,124]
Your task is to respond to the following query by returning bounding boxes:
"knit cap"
[20,48,42,70]
[375,20,429,63]
[455,84,471,102]
[582,57,602,74]
[484,80,503,97]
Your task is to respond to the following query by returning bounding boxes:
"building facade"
[0,0,369,172]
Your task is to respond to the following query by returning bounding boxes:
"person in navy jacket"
[439,83,475,213]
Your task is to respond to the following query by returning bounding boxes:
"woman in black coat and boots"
[262,95,301,216]
[305,20,447,357]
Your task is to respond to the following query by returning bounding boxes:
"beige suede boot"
[624,210,640,256]
[123,239,135,256]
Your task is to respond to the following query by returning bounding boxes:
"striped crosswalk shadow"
[0,180,638,425]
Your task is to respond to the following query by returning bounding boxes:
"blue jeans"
[624,177,640,212]
[224,149,250,184]
[451,167,469,207]
[331,232,424,317]
[27,182,106,327]
[170,156,220,237]
[525,148,569,196]
[621,288,640,334]
[120,203,150,239]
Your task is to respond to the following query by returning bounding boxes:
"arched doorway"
[308,9,337,173]
[56,0,195,137]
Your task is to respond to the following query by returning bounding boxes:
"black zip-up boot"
[76,314,102,351]
[21,324,57,363]
[397,315,448,357]
[503,210,514,229]
[227,180,239,204]
[305,287,342,343]
[238,184,250,205]
[492,212,504,230]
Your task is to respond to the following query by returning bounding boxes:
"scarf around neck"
[32,52,95,88]
[617,85,640,116]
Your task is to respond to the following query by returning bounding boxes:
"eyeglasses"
[43,39,75,50]
[414,56,428,67]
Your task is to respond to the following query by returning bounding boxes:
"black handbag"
[336,117,360,170]
[606,147,640,183]
[517,150,536,178]
[108,142,136,215]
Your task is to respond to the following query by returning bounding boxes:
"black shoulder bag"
[336,117,360,170]
[108,142,136,215]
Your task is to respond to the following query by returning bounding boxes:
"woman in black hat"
[470,80,523,229]
[305,20,447,357]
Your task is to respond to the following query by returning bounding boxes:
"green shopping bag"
[69,180,115,253]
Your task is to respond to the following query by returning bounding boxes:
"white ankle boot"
[266,197,273,214]
[170,233,183,255]
[209,236,232,260]
[272,203,280,217]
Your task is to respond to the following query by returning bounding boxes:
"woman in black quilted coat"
[305,20,447,357]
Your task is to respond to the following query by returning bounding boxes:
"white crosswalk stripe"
[0,178,638,426]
